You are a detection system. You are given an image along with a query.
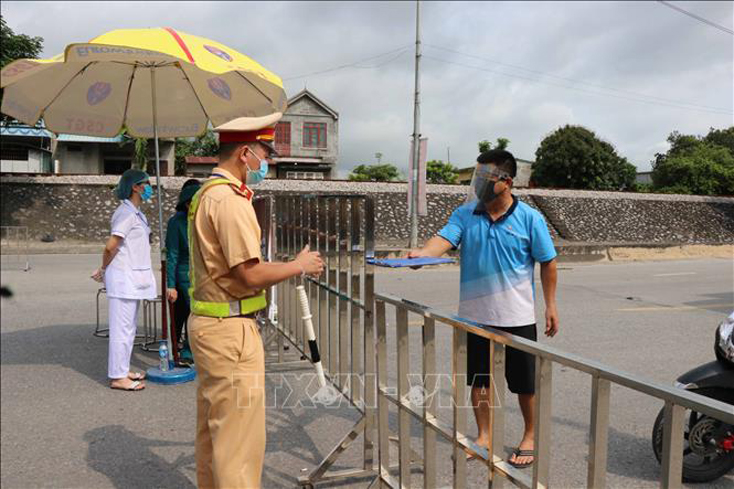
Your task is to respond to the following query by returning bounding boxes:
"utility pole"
[409,0,422,249]
[447,146,451,165]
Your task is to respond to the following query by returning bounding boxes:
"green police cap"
[115,169,150,200]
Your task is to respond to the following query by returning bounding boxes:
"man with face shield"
[187,113,324,488]
[408,149,559,468]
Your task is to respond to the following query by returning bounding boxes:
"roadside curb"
[2,241,731,263]
[371,243,732,263]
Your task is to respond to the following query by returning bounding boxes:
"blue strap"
[366,257,455,268]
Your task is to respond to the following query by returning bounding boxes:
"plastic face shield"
[465,163,511,205]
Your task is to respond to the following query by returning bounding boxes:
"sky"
[2,1,732,176]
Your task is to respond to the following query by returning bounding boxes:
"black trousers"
[173,286,190,345]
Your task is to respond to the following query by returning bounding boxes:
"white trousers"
[108,297,140,379]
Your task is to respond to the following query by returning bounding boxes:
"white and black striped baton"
[296,282,327,389]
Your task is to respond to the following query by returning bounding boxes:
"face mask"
[477,179,505,203]
[246,155,269,186]
[141,184,153,201]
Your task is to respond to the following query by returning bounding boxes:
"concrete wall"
[515,160,532,187]
[53,141,175,175]
[1,148,45,173]
[55,144,102,174]
[1,176,732,247]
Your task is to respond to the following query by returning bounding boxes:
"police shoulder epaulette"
[228,182,253,201]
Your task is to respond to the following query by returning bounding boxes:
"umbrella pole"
[150,67,175,365]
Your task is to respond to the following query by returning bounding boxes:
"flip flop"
[508,448,534,468]
[128,372,146,381]
[110,380,145,392]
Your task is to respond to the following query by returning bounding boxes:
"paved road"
[1,255,732,488]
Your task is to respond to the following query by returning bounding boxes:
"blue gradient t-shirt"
[438,197,556,327]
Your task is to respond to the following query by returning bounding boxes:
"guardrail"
[258,194,379,487]
[373,293,734,489]
[0,225,31,271]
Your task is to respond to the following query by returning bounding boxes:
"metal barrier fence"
[373,293,734,489]
[0,225,31,271]
[257,194,733,489]
[257,194,379,487]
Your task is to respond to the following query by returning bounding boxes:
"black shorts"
[467,324,537,395]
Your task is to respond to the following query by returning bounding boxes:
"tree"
[532,125,636,190]
[703,127,734,155]
[478,137,510,153]
[1,16,44,124]
[426,159,458,184]
[348,163,401,182]
[175,129,219,175]
[0,16,43,69]
[651,127,734,195]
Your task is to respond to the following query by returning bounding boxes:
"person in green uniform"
[165,179,201,359]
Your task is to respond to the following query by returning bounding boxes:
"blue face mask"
[141,184,153,201]
[246,158,269,186]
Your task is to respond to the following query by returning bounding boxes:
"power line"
[424,44,730,114]
[283,45,411,81]
[422,54,732,115]
[658,1,734,35]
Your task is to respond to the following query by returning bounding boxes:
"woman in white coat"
[92,169,157,391]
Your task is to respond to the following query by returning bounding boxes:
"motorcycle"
[652,311,734,483]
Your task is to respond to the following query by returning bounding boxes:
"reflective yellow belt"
[188,178,266,318]
[190,291,267,318]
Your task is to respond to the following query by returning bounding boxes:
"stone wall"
[1,175,732,247]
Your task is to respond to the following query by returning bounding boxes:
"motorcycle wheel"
[652,407,734,483]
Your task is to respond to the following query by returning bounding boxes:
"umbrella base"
[146,364,196,384]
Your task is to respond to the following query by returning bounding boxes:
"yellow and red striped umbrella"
[0,27,287,138]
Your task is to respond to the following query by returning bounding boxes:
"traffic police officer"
[188,112,324,488]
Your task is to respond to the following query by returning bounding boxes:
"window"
[274,122,291,156]
[104,160,131,175]
[286,171,324,180]
[0,144,29,161]
[146,160,168,176]
[302,122,327,148]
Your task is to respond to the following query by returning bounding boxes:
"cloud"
[2,0,731,176]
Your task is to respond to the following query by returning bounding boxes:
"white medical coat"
[104,200,157,300]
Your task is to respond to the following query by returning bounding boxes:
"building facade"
[1,123,175,175]
[54,135,175,175]
[272,89,339,180]
[0,124,53,173]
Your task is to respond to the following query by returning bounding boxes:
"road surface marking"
[653,272,697,277]
[619,303,732,312]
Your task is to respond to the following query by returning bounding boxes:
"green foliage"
[117,130,151,171]
[651,128,734,196]
[348,163,401,182]
[133,138,148,170]
[0,16,43,69]
[477,137,510,154]
[532,125,636,190]
[703,127,734,155]
[426,159,458,184]
[175,130,219,176]
[631,182,654,193]
[1,16,43,124]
